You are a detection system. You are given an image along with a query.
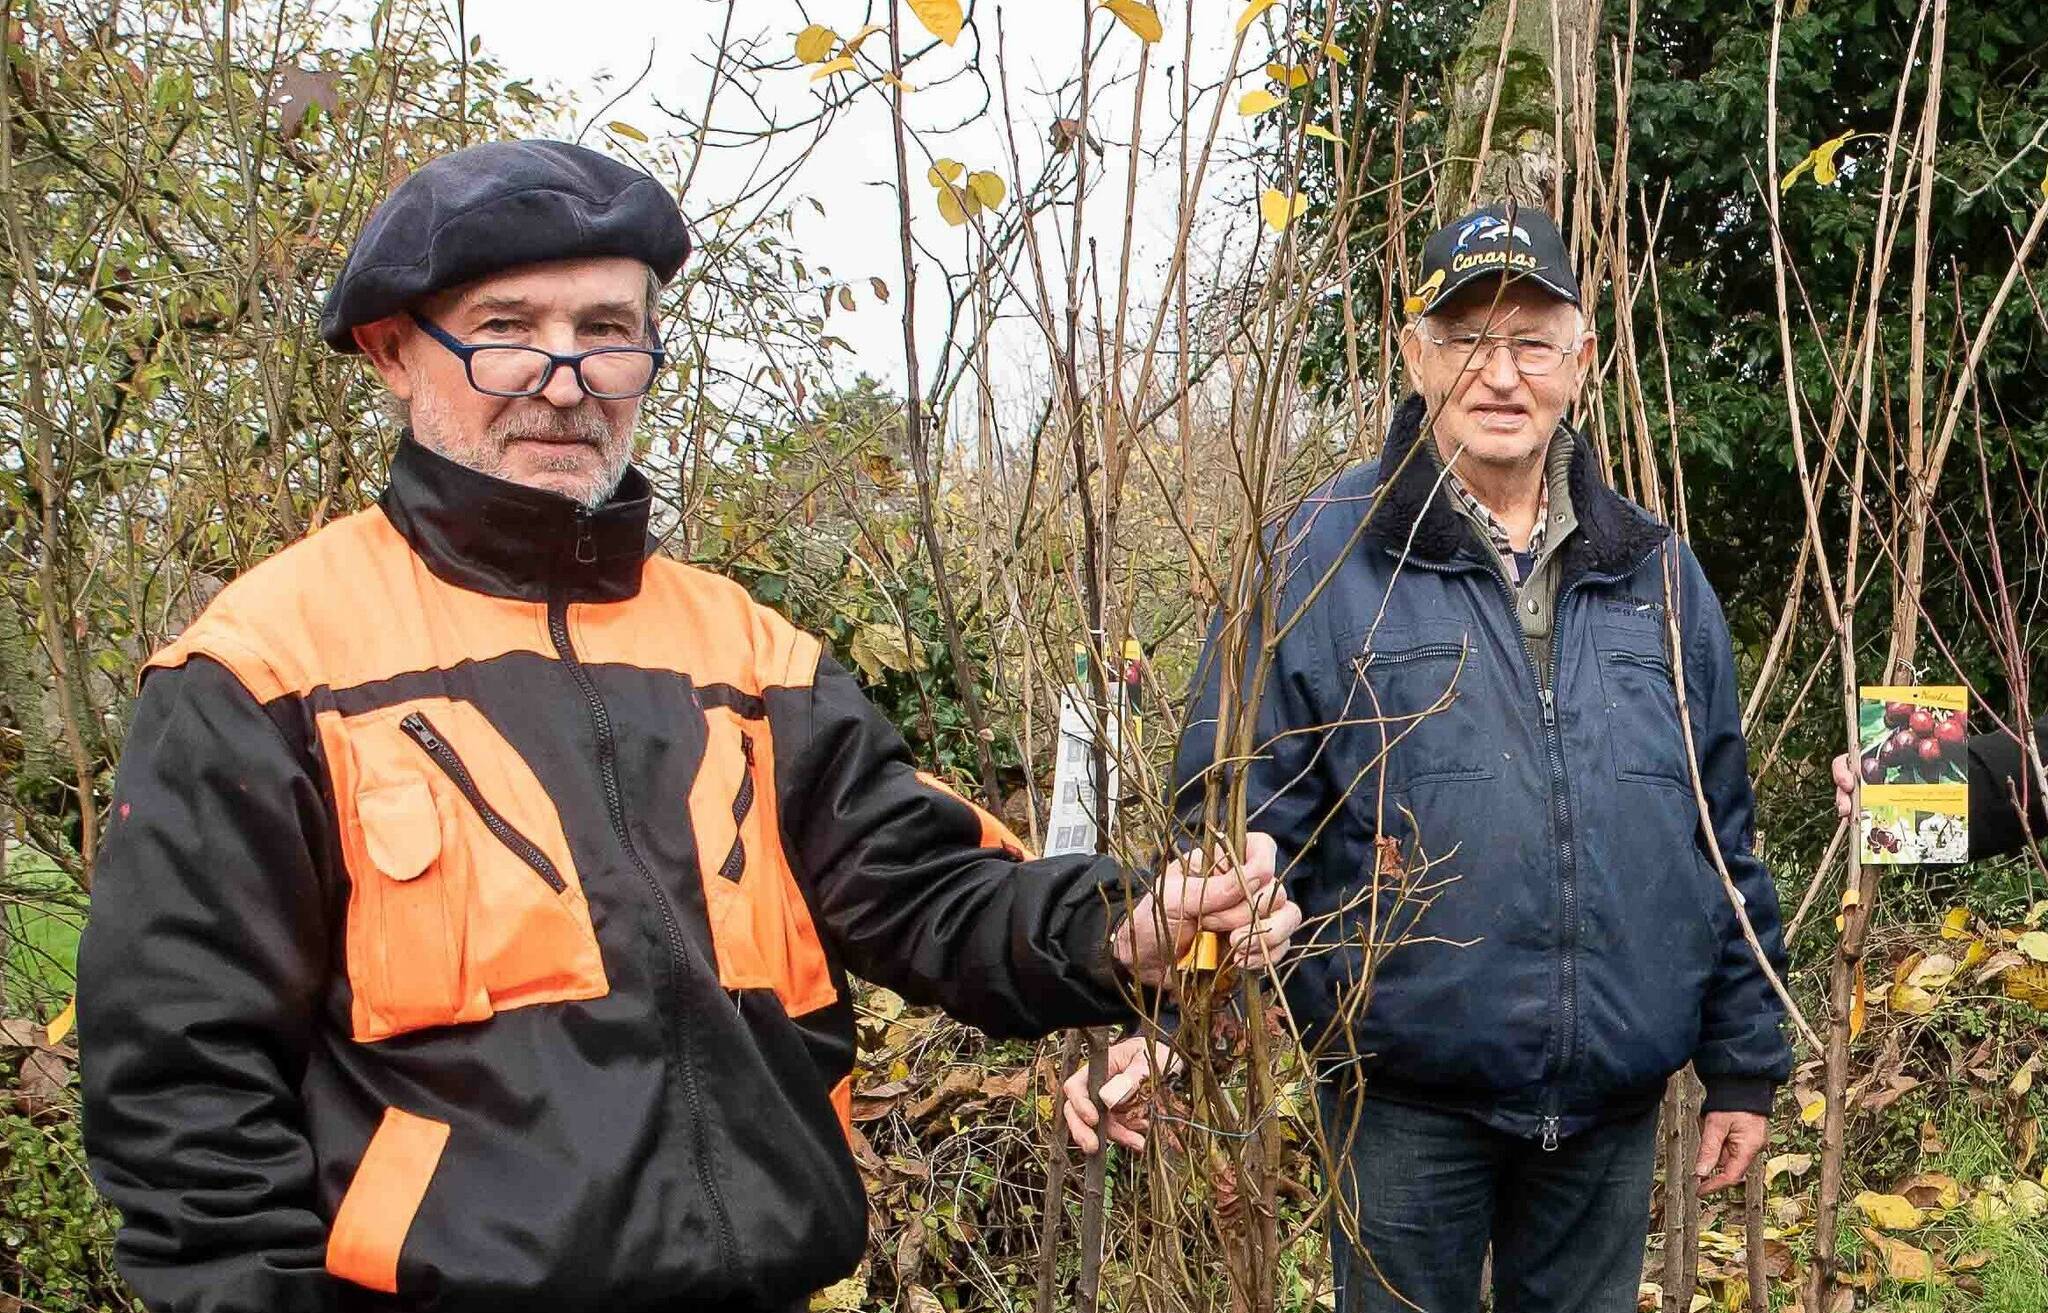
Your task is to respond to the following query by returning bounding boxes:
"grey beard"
[412,395,633,509]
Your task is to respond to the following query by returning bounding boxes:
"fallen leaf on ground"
[1853,1190,1926,1230]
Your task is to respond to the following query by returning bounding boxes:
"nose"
[538,342,591,408]
[1478,341,1522,391]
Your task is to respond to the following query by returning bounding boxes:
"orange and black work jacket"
[79,437,1140,1313]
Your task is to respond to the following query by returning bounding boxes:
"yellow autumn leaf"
[842,23,888,56]
[967,170,1006,209]
[1403,266,1445,315]
[1099,0,1163,42]
[906,0,964,45]
[1854,1191,1926,1230]
[1841,885,1862,909]
[794,24,837,64]
[1849,961,1867,1040]
[882,73,916,93]
[46,998,77,1047]
[1896,1171,1962,1210]
[2005,962,2048,1009]
[926,158,965,186]
[1322,40,1351,64]
[1764,1152,1814,1185]
[1905,952,1958,991]
[1259,188,1307,231]
[1941,905,1971,939]
[607,121,648,143]
[2013,1053,2042,1098]
[810,55,857,81]
[1963,938,1991,971]
[1238,88,1283,116]
[811,1270,869,1311]
[1780,129,1862,193]
[1235,0,1278,35]
[935,185,969,226]
[2017,929,2048,961]
[1799,1093,1827,1126]
[1856,1228,1935,1282]
[1265,61,1311,88]
[1888,982,1935,1015]
[1304,124,1342,143]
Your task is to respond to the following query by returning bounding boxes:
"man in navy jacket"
[1067,205,1791,1313]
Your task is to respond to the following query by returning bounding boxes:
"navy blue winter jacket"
[1174,395,1792,1143]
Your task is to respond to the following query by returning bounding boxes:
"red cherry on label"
[1862,757,1885,784]
[1884,701,1914,726]
[1917,737,1943,763]
[1935,717,1965,747]
[1908,709,1935,736]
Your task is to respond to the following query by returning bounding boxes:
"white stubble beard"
[411,391,637,509]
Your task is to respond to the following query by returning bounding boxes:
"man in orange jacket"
[78,139,1298,1313]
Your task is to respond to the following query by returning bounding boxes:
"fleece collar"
[378,433,654,604]
[1362,393,1668,585]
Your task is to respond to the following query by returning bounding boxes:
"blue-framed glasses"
[408,312,665,400]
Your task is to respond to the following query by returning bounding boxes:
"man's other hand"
[1832,752,1858,820]
[1111,833,1300,988]
[1063,1037,1180,1154]
[1696,1110,1768,1194]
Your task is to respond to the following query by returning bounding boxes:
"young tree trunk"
[1441,0,1596,217]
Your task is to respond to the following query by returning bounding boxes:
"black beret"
[320,139,691,352]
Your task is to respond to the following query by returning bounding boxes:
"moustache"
[492,407,615,445]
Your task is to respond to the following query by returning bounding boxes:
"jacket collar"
[1362,392,1668,584]
[378,434,654,604]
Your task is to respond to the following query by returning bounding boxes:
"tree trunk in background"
[1441,0,1595,219]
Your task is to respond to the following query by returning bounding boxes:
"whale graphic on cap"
[1453,215,1534,252]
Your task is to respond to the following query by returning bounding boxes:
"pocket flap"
[357,778,441,882]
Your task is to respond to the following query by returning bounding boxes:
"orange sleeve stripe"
[914,770,1035,859]
[325,1107,450,1294]
[829,1074,854,1142]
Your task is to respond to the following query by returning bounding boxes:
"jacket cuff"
[1700,1076,1775,1116]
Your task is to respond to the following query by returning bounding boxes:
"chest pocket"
[320,697,609,1043]
[688,704,837,1019]
[1341,620,1499,788]
[1591,614,1692,788]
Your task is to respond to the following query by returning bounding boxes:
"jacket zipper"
[716,733,755,882]
[1399,549,1588,1152]
[546,550,738,1269]
[398,711,566,893]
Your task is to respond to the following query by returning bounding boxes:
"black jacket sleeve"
[774,654,1137,1038]
[78,656,338,1313]
[1968,710,2048,860]
[1677,548,1794,1114]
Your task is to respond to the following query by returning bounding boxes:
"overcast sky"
[473,2,1259,400]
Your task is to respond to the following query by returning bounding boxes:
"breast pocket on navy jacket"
[1342,620,1500,787]
[1591,615,1693,788]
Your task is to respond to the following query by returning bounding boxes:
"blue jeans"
[1321,1090,1661,1313]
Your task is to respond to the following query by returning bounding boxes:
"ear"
[352,315,416,401]
[1570,320,1597,388]
[1399,321,1425,383]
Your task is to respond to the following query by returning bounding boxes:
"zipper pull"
[573,511,597,565]
[1541,1115,1560,1152]
[1539,688,1556,727]
[400,712,441,752]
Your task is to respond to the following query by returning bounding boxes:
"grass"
[2,841,84,1014]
